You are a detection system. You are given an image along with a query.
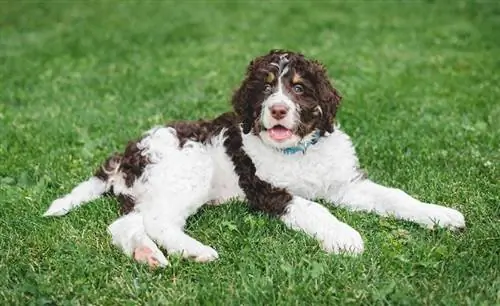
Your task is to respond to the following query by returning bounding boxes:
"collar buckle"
[281,130,321,155]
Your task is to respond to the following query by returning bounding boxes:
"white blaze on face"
[260,55,301,148]
[261,60,298,129]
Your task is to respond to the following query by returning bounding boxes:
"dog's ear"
[311,61,342,134]
[231,76,254,134]
[232,57,268,134]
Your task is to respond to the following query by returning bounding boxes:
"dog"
[44,50,465,267]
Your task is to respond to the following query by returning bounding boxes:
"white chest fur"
[242,129,362,200]
[206,128,362,204]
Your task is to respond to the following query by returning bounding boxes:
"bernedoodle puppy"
[44,50,465,267]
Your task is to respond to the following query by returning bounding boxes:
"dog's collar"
[281,130,321,155]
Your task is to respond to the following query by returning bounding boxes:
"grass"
[1,0,499,304]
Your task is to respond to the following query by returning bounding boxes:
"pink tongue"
[268,126,292,141]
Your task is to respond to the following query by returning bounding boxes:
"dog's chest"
[242,137,333,199]
[206,134,329,202]
[207,129,360,202]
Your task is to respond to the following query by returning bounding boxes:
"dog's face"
[232,50,342,149]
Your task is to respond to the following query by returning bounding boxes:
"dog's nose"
[270,104,289,120]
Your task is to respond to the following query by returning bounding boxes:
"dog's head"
[232,50,342,149]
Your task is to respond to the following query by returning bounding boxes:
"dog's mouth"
[267,125,293,142]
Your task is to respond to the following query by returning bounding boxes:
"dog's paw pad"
[134,246,169,268]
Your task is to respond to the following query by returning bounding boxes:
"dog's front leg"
[280,196,364,254]
[227,128,363,254]
[331,179,465,230]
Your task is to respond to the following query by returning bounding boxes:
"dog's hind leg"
[140,174,219,263]
[44,153,121,217]
[43,177,108,216]
[109,210,218,265]
[138,137,219,263]
[142,215,219,263]
[108,211,169,267]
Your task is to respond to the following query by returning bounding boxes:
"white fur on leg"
[143,213,219,262]
[337,179,466,230]
[280,196,364,254]
[44,177,107,217]
[108,212,169,267]
[129,130,219,263]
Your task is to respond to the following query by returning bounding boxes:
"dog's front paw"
[192,245,219,263]
[419,204,466,230]
[43,198,73,217]
[320,223,364,255]
[171,244,219,263]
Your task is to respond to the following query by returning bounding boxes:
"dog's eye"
[263,84,273,94]
[292,84,304,94]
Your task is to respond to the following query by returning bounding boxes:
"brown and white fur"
[44,50,465,267]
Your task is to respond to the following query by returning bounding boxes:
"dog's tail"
[43,153,123,217]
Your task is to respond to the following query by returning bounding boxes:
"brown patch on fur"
[94,143,146,214]
[166,112,239,147]
[168,112,294,216]
[167,112,294,216]
[95,139,149,190]
[94,153,122,181]
[222,125,293,216]
[292,73,302,84]
[119,140,150,188]
[94,151,142,214]
[117,194,136,215]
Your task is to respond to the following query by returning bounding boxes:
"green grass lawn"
[1,1,499,304]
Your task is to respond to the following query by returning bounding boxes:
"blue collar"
[281,130,321,155]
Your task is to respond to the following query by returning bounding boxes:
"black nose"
[270,104,289,120]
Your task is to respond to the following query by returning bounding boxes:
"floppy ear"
[231,76,254,134]
[232,57,268,134]
[312,61,342,134]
